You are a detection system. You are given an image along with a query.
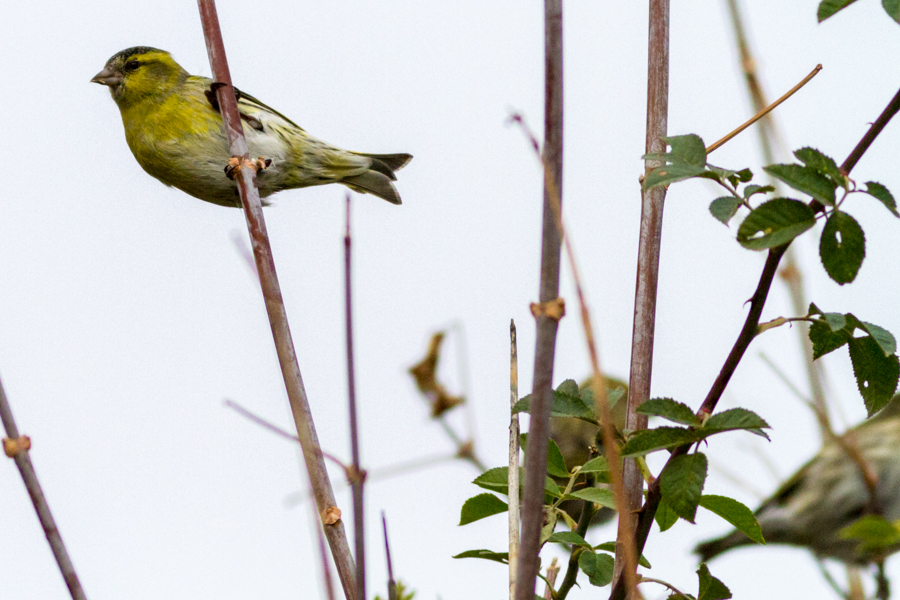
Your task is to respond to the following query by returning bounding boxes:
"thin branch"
[542,558,561,600]
[556,475,597,600]
[312,496,338,600]
[514,2,565,599]
[610,82,900,600]
[382,512,398,600]
[195,4,356,597]
[613,0,670,595]
[0,375,87,600]
[706,64,822,154]
[509,320,521,600]
[345,195,367,600]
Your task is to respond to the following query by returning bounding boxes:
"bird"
[696,395,900,564]
[91,47,411,208]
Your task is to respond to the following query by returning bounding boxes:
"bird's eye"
[124,60,141,72]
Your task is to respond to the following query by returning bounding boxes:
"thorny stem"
[0,375,87,600]
[514,2,564,599]
[614,0,670,595]
[609,83,900,600]
[345,195,367,600]
[196,3,356,597]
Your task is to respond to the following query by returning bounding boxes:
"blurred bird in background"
[697,394,900,564]
[550,376,628,527]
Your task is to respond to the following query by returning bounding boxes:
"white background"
[1,1,899,599]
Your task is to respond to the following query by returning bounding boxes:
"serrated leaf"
[704,408,771,439]
[593,542,653,568]
[459,493,508,526]
[697,563,732,600]
[644,163,707,191]
[547,439,569,478]
[580,456,610,474]
[859,322,897,356]
[699,495,765,545]
[579,551,615,587]
[884,0,900,23]
[809,320,853,359]
[743,184,775,199]
[737,198,816,250]
[547,531,591,547]
[515,379,595,421]
[621,426,701,457]
[818,0,860,22]
[820,211,865,285]
[638,398,701,426]
[567,486,617,509]
[794,147,844,181]
[764,164,836,205]
[848,336,900,416]
[864,182,899,217]
[709,197,742,225]
[453,549,509,564]
[660,454,708,523]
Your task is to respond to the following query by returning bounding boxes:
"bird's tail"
[342,153,413,205]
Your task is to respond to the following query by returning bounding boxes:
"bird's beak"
[91,66,123,87]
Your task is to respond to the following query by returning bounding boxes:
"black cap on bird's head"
[91,47,183,103]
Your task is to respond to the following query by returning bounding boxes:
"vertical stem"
[195,3,356,597]
[382,513,397,600]
[509,320,521,600]
[345,196,366,600]
[0,375,88,600]
[514,2,564,599]
[615,0,669,594]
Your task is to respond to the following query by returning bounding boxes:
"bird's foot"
[224,156,272,180]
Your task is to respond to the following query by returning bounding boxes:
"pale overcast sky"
[1,1,899,599]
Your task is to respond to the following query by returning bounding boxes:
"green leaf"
[472,467,561,499]
[547,439,569,478]
[809,320,853,359]
[884,0,900,23]
[638,398,701,426]
[697,563,732,600]
[459,493,508,526]
[848,336,900,416]
[659,454,708,523]
[859,322,897,356]
[668,135,708,166]
[820,211,866,285]
[547,531,591,547]
[704,408,771,440]
[567,486,617,509]
[644,163,707,191]
[621,426,701,457]
[743,184,775,199]
[737,198,816,250]
[864,182,899,217]
[453,549,509,564]
[839,515,900,554]
[818,0,860,22]
[763,164,836,205]
[514,379,595,421]
[580,456,610,474]
[579,551,615,587]
[794,147,844,182]
[594,542,653,568]
[655,496,679,532]
[699,495,765,545]
[709,197,742,225]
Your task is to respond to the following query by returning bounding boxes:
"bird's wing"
[234,88,307,134]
